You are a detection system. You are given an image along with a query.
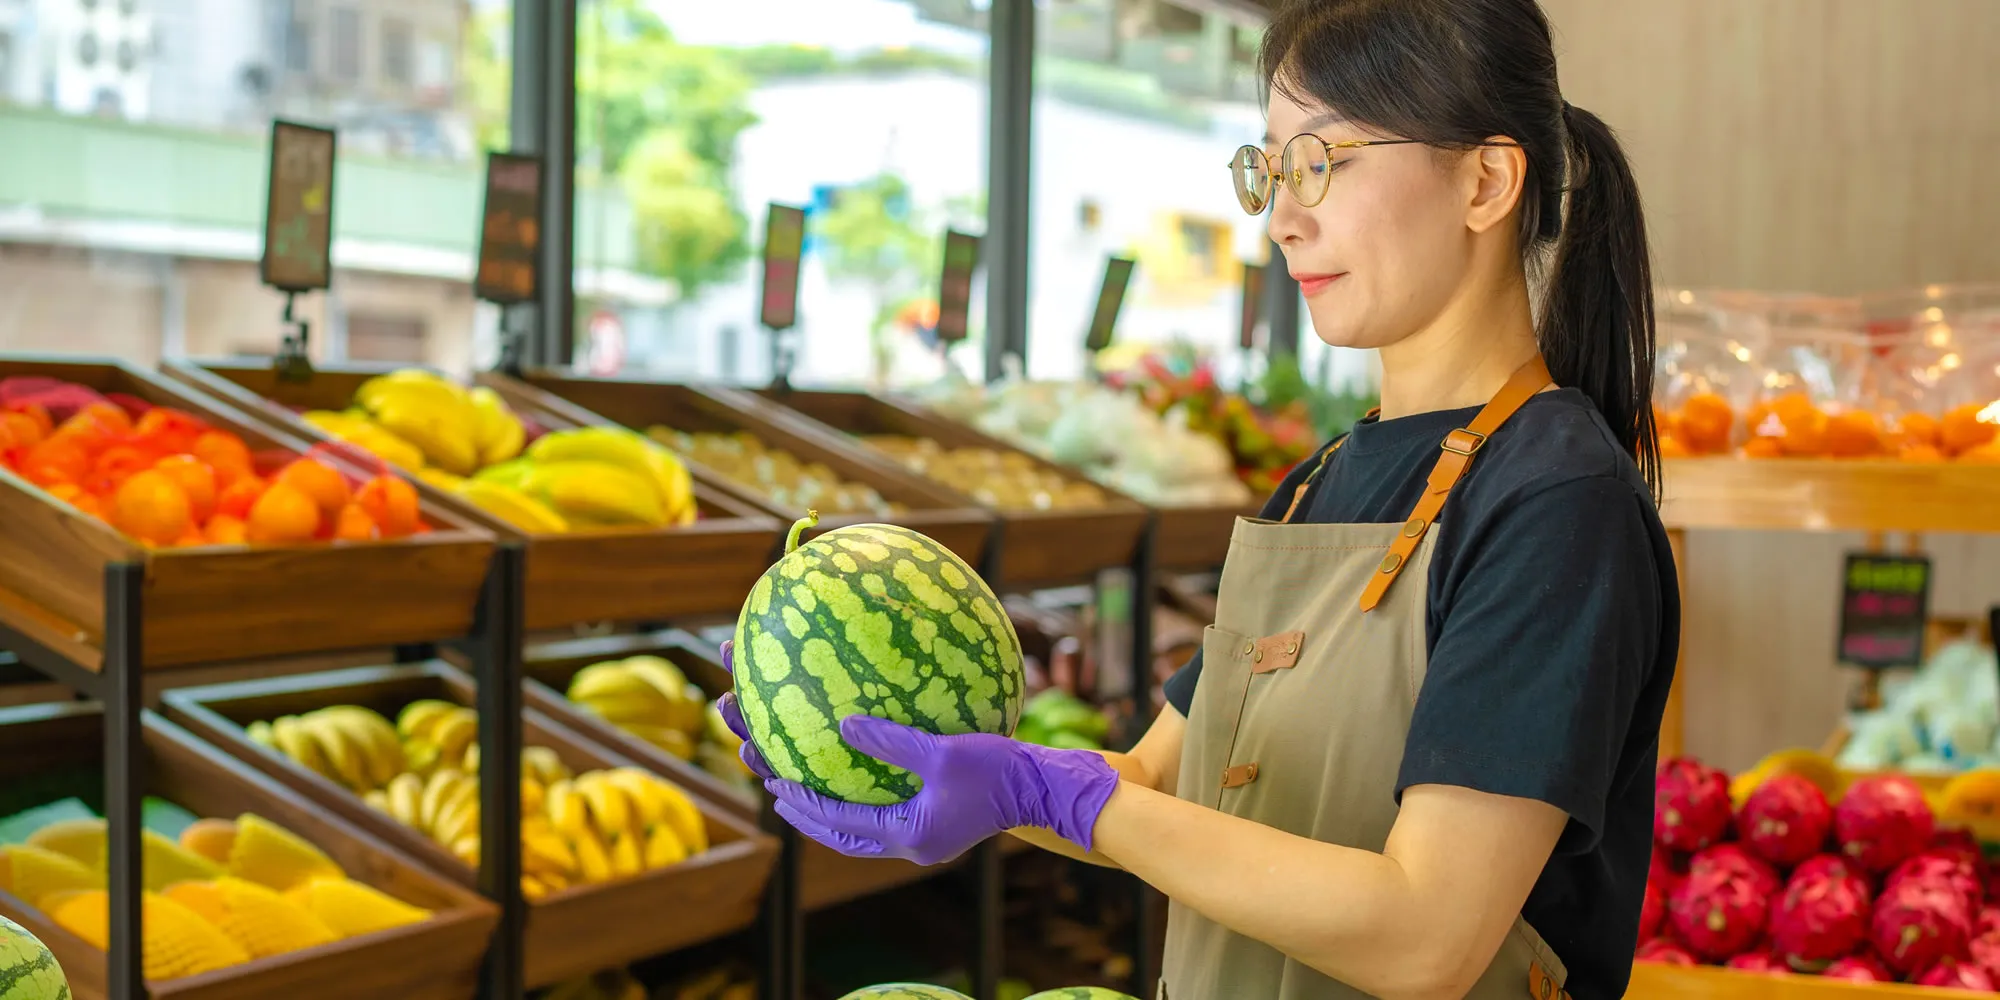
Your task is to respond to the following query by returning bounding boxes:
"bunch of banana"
[566,656,709,760]
[246,706,405,794]
[477,426,699,530]
[531,766,708,898]
[299,410,428,472]
[396,700,481,778]
[350,370,525,477]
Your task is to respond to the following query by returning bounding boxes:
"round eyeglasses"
[1230,134,1425,215]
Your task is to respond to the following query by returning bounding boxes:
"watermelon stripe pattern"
[1023,989,1140,1000]
[736,519,1024,806]
[836,987,975,1000]
[0,916,70,1000]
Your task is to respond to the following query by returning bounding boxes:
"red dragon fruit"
[1633,936,1696,966]
[1871,876,1975,975]
[1736,773,1833,866]
[1688,843,1782,899]
[1649,846,1687,897]
[1916,956,1996,991]
[1820,952,1895,982]
[1836,774,1936,872]
[1669,856,1771,961]
[1769,860,1872,969]
[1640,882,1665,942]
[1723,952,1787,975]
[1656,757,1733,851]
[1972,926,2000,982]
[1981,906,2000,938]
[1888,851,1985,913]
[1933,828,1987,875]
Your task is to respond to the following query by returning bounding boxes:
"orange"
[134,407,208,453]
[1959,440,2000,465]
[1657,434,1691,459]
[275,458,352,521]
[205,515,248,546]
[0,411,45,449]
[332,503,379,542]
[353,475,420,538]
[72,401,133,434]
[1900,443,1948,463]
[112,470,193,546]
[1741,437,1786,459]
[1823,410,1885,459]
[5,402,52,438]
[19,437,89,486]
[1941,403,1998,456]
[215,478,268,521]
[191,431,253,480]
[1652,404,1682,443]
[1892,412,1941,449]
[172,525,209,548]
[152,456,218,523]
[246,482,320,544]
[93,445,159,486]
[1676,393,1735,454]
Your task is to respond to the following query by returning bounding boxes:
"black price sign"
[260,120,337,293]
[474,152,544,305]
[1085,256,1135,353]
[1837,553,1933,668]
[1239,260,1266,350]
[936,230,980,344]
[760,203,808,331]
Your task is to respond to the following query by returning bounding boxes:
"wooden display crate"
[1660,457,2000,534]
[0,702,497,1000]
[1153,502,1259,573]
[1628,961,1995,998]
[745,388,1152,589]
[495,370,995,570]
[519,631,945,912]
[158,662,779,988]
[160,359,785,631]
[0,356,494,668]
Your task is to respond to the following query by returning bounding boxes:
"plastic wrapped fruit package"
[1739,294,1874,459]
[1864,284,2000,463]
[1652,288,1767,457]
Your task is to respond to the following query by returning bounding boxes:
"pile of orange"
[0,391,428,548]
[1656,391,2000,463]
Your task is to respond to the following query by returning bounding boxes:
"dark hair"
[1262,0,1659,495]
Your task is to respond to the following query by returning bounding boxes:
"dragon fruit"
[1735,774,1833,866]
[1871,876,1974,975]
[1669,856,1771,961]
[1723,952,1787,975]
[1769,860,1872,969]
[1836,774,1936,872]
[1888,851,1985,912]
[1981,906,2000,938]
[1916,957,1996,990]
[1650,847,1687,896]
[1972,925,2000,981]
[1640,882,1665,942]
[1791,853,1873,896]
[1933,828,1987,876]
[1688,844,1782,899]
[1821,952,1895,982]
[1633,936,1696,965]
[1656,757,1733,851]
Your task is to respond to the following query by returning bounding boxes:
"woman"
[720,0,1679,997]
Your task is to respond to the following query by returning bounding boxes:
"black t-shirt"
[1162,387,1679,1000]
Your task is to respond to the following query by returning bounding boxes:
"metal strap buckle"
[1441,428,1487,457]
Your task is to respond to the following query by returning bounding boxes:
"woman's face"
[1262,88,1483,351]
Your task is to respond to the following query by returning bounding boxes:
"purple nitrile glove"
[714,642,1120,866]
[715,640,774,781]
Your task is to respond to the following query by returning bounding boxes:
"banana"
[315,707,406,787]
[272,716,336,782]
[386,773,425,827]
[573,772,632,838]
[472,457,537,491]
[522,461,667,527]
[538,870,571,894]
[415,468,464,490]
[420,769,468,832]
[521,778,545,816]
[605,769,669,829]
[624,656,706,733]
[246,719,276,749]
[363,789,390,813]
[545,779,589,840]
[455,480,570,534]
[520,875,548,901]
[433,799,480,848]
[403,739,443,777]
[301,714,371,790]
[643,823,688,869]
[569,828,613,883]
[622,724,697,761]
[567,661,665,703]
[430,711,479,768]
[606,828,643,878]
[397,699,461,741]
[354,371,470,415]
[448,834,480,868]
[522,746,571,786]
[305,412,428,471]
[526,427,696,519]
[522,828,579,878]
[468,387,526,465]
[647,776,707,854]
[371,396,481,476]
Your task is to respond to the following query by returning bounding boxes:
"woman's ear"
[1464,137,1528,235]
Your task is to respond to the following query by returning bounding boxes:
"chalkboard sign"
[474,152,544,305]
[1085,256,1136,353]
[1837,553,1933,669]
[936,230,980,344]
[1239,260,1267,350]
[260,120,337,293]
[760,203,808,331]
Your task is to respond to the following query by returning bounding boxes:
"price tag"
[1085,256,1136,353]
[260,120,337,293]
[1837,553,1933,669]
[1239,260,1266,351]
[760,203,808,331]
[473,152,544,305]
[936,230,981,344]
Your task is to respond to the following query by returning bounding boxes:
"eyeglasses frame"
[1231,134,1523,215]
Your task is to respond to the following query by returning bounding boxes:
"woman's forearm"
[1006,746,1165,869]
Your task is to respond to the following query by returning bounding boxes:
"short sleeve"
[1396,476,1664,853]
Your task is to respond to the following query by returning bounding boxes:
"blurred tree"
[817,172,942,385]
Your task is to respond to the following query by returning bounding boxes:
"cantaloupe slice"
[0,844,103,906]
[226,814,342,891]
[49,890,251,980]
[168,878,337,958]
[20,819,225,891]
[178,819,238,866]
[283,878,432,937]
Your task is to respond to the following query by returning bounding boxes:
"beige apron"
[1160,358,1572,1000]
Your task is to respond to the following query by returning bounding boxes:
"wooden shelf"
[1627,961,1979,999]
[1659,457,2000,534]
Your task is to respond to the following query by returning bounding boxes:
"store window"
[0,0,513,374]
[567,0,991,389]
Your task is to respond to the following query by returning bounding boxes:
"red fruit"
[1736,774,1833,867]
[1650,847,1688,896]
[1933,828,1986,876]
[1981,905,2000,938]
[1723,952,1787,975]
[1821,952,1895,982]
[1769,861,1872,969]
[1640,882,1665,942]
[1836,774,1936,872]
[1889,852,1985,913]
[1972,926,2000,981]
[1670,859,1771,961]
[1871,877,1974,976]
[1634,936,1696,965]
[1656,757,1733,851]
[1690,844,1783,899]
[1917,957,1995,990]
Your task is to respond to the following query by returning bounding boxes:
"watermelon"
[836,986,974,1000]
[1024,989,1141,1000]
[734,512,1026,805]
[0,915,69,1000]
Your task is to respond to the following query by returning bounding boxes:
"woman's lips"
[1294,272,1344,296]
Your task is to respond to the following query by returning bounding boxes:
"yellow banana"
[520,875,548,901]
[420,769,468,832]
[567,661,665,703]
[448,834,480,868]
[621,724,697,761]
[620,656,689,700]
[522,746,571,786]
[368,389,481,476]
[433,799,480,848]
[271,716,336,783]
[605,770,668,829]
[572,772,632,838]
[643,823,688,869]
[363,789,390,813]
[522,828,578,879]
[606,829,643,878]
[650,778,707,854]
[545,779,588,840]
[537,870,571,894]
[468,387,526,466]
[403,739,443,778]
[300,714,371,791]
[386,773,425,827]
[397,700,460,741]
[521,778,545,816]
[313,706,405,787]
[245,719,275,749]
[522,461,666,528]
[430,711,479,768]
[354,371,469,414]
[415,468,464,490]
[569,828,613,883]
[455,480,570,534]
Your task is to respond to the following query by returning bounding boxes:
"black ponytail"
[1262,0,1660,496]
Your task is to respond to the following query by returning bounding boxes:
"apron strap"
[1359,355,1553,613]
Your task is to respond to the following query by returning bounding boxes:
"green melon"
[836,986,974,1000]
[1023,989,1139,1000]
[0,915,69,1000]
[734,512,1025,805]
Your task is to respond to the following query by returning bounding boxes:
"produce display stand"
[485,369,996,572]
[0,702,498,1000]
[159,661,780,990]
[159,359,787,631]
[1150,502,1258,576]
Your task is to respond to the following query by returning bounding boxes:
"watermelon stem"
[785,509,820,554]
